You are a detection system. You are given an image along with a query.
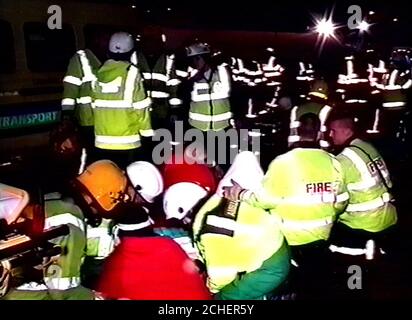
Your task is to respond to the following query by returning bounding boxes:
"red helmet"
[162,153,217,194]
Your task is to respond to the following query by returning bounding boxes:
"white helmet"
[163,182,208,221]
[109,32,134,54]
[126,161,164,203]
[186,42,210,57]
[0,183,29,224]
[216,151,264,197]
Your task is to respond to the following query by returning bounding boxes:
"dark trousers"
[328,223,399,299]
[94,147,147,170]
[288,240,332,300]
[79,126,97,165]
[330,223,398,258]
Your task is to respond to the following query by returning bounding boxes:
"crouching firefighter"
[71,160,212,300]
[0,183,96,300]
[193,151,290,300]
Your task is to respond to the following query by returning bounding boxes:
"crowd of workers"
[0,26,410,300]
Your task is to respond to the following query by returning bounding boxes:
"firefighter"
[158,156,217,261]
[91,32,153,168]
[288,79,332,149]
[0,184,95,300]
[71,160,211,300]
[61,47,101,164]
[223,114,348,299]
[133,26,183,130]
[366,55,388,134]
[377,49,412,139]
[184,42,233,133]
[380,49,411,110]
[295,60,315,102]
[335,54,373,135]
[193,151,290,300]
[328,115,398,259]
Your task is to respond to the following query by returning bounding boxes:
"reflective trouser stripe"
[329,239,375,260]
[169,98,183,106]
[382,101,406,108]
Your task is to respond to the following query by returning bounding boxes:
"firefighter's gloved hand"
[222,179,246,202]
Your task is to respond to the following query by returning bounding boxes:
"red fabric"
[97,237,212,300]
[162,154,217,193]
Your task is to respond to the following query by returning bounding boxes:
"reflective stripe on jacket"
[92,60,152,150]
[189,65,232,131]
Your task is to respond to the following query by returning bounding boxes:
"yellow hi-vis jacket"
[62,49,101,127]
[288,99,332,149]
[189,65,232,131]
[133,52,183,121]
[242,148,349,246]
[91,60,152,150]
[336,138,398,232]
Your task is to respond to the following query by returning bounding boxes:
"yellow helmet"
[75,160,129,213]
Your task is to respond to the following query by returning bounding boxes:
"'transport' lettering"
[0,111,59,129]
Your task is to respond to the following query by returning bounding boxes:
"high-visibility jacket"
[288,99,332,148]
[91,59,152,150]
[2,193,95,300]
[133,52,183,123]
[296,62,315,100]
[262,55,284,87]
[243,148,349,246]
[368,60,387,89]
[336,138,398,232]
[193,195,289,299]
[189,65,232,131]
[86,218,115,260]
[336,55,370,105]
[62,49,101,127]
[379,69,411,109]
[230,57,247,84]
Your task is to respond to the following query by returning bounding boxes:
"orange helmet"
[75,160,129,214]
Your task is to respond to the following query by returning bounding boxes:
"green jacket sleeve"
[216,243,290,300]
